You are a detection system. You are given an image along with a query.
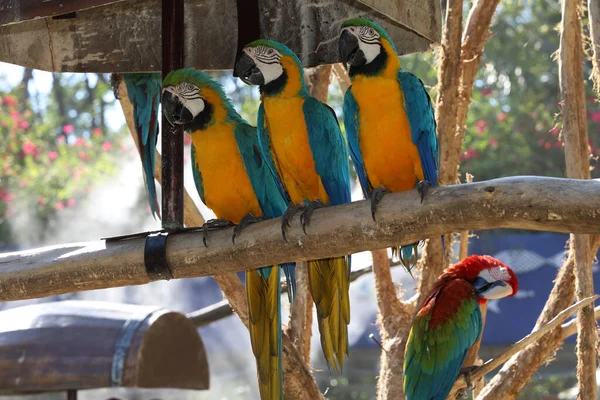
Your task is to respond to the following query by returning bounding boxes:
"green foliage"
[0,74,124,245]
[400,0,599,182]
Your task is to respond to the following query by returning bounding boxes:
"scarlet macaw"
[404,254,519,399]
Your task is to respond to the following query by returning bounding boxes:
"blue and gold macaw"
[338,18,440,273]
[123,73,162,219]
[161,68,295,400]
[235,40,352,372]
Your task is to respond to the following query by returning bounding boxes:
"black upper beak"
[234,52,264,86]
[339,30,363,67]
[161,90,193,126]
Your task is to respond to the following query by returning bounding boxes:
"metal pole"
[161,0,184,230]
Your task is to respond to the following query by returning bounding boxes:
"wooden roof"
[0,0,441,72]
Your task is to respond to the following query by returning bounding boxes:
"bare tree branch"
[562,305,600,339]
[559,1,596,397]
[436,0,464,186]
[287,261,312,364]
[446,295,600,394]
[589,0,600,92]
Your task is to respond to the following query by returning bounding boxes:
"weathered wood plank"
[0,301,209,393]
[0,176,599,302]
[0,0,439,72]
[0,0,127,26]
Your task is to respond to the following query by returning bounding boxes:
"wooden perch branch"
[448,295,600,394]
[1,177,600,302]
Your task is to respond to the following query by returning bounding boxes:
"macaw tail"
[308,255,351,372]
[281,262,296,304]
[392,242,420,278]
[123,73,161,219]
[141,139,160,219]
[247,266,283,400]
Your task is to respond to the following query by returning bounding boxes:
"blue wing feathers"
[302,97,351,206]
[234,122,295,300]
[343,89,371,198]
[124,73,162,218]
[398,71,439,186]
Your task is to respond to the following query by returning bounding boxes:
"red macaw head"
[446,255,519,303]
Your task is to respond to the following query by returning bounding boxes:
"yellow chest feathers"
[262,96,328,203]
[350,76,424,191]
[189,124,262,222]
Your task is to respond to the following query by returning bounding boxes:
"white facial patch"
[343,25,382,64]
[175,82,205,118]
[477,266,514,299]
[244,46,284,85]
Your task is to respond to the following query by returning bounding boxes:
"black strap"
[232,0,261,75]
[144,232,174,280]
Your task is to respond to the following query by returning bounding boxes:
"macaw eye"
[267,49,274,55]
[368,28,375,35]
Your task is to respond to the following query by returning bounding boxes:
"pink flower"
[488,138,499,148]
[2,96,17,108]
[538,139,545,146]
[63,124,75,134]
[78,150,89,162]
[462,147,480,160]
[554,140,563,148]
[101,141,113,151]
[549,127,560,137]
[66,198,76,207]
[474,119,488,136]
[544,142,552,150]
[37,196,47,206]
[481,88,492,96]
[18,120,30,130]
[48,151,58,161]
[496,113,507,122]
[74,138,86,147]
[92,128,103,136]
[0,189,15,203]
[54,202,65,211]
[57,136,66,144]
[591,111,600,123]
[22,141,40,157]
[19,179,28,187]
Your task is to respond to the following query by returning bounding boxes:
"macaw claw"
[416,180,434,204]
[459,365,479,391]
[201,218,235,247]
[299,199,326,234]
[281,203,305,242]
[370,186,391,222]
[232,213,266,244]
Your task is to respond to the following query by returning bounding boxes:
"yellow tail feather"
[247,267,283,400]
[308,256,351,372]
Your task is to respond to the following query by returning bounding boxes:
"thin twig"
[451,295,599,392]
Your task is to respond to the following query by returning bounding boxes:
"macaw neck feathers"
[261,55,308,98]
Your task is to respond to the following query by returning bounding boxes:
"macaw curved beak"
[473,277,512,299]
[161,89,193,126]
[339,29,365,67]
[235,52,264,85]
